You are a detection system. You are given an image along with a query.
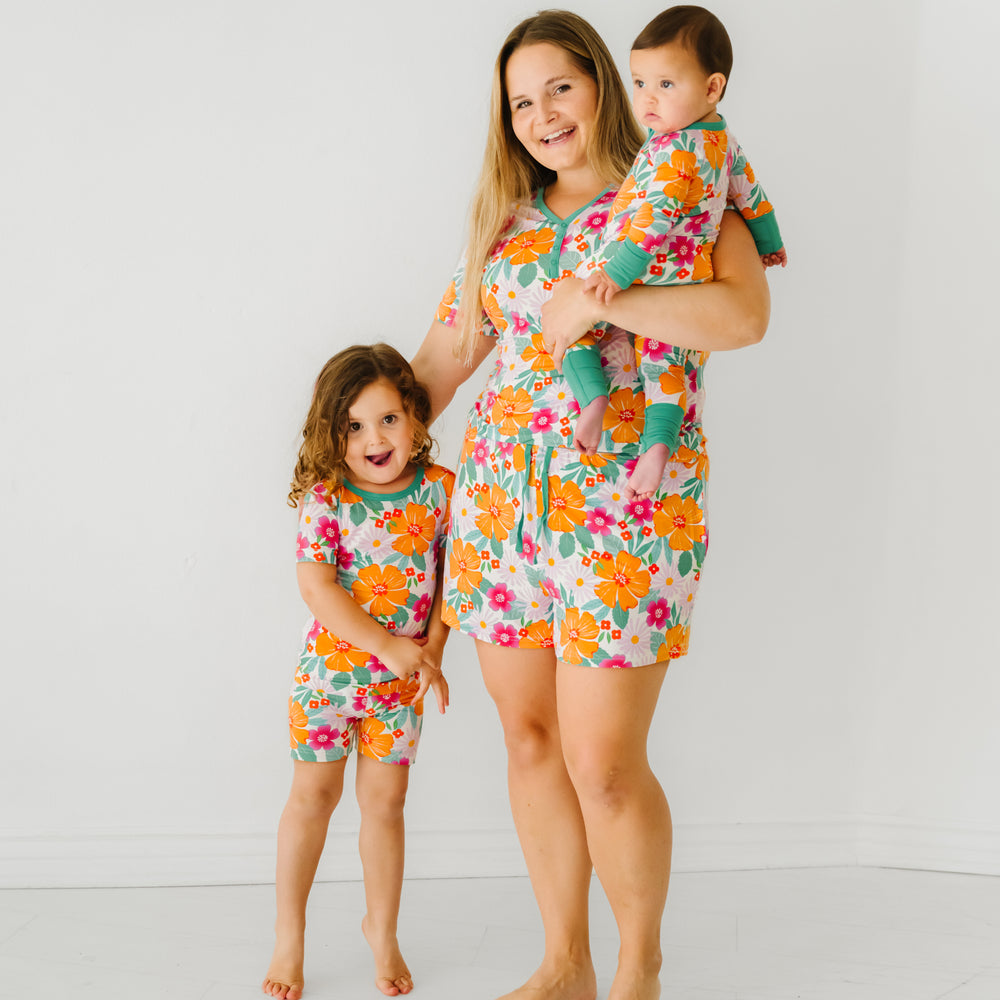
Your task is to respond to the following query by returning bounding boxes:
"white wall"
[1,0,996,887]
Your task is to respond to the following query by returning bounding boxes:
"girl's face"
[505,42,599,176]
[341,379,416,494]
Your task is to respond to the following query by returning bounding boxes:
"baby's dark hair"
[288,343,433,507]
[633,6,733,98]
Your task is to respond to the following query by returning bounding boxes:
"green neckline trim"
[343,467,422,504]
[533,185,615,226]
[649,114,726,137]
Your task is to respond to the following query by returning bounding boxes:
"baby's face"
[630,42,718,134]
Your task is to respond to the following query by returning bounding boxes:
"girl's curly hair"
[288,343,434,507]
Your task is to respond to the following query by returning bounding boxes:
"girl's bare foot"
[362,914,413,996]
[496,957,597,1000]
[573,396,609,454]
[262,934,304,1000]
[625,443,669,501]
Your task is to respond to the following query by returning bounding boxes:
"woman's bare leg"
[356,754,413,997]
[557,661,671,1000]
[478,640,597,1000]
[263,757,348,1000]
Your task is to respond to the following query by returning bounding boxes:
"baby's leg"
[563,334,609,454]
[356,753,413,996]
[264,757,348,1000]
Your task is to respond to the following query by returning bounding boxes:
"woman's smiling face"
[505,42,599,176]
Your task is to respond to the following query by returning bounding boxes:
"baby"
[563,4,786,499]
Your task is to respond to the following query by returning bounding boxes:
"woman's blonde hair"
[288,343,434,507]
[455,9,644,363]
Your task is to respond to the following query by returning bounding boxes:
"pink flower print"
[531,408,558,433]
[473,440,490,466]
[585,211,608,231]
[511,311,530,334]
[561,234,573,253]
[567,398,581,417]
[412,593,432,623]
[492,623,520,647]
[682,404,696,431]
[668,237,696,266]
[596,189,616,205]
[337,548,354,571]
[540,577,559,599]
[487,583,515,613]
[521,535,536,560]
[296,533,309,559]
[585,508,614,536]
[687,368,699,394]
[375,690,401,710]
[497,442,515,458]
[684,212,709,235]
[645,599,671,628]
[642,339,669,362]
[640,232,667,254]
[308,726,340,751]
[625,497,655,523]
[306,620,322,644]
[650,131,680,151]
[599,655,630,669]
[316,515,339,546]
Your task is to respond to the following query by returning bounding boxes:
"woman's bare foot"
[624,444,669,501]
[262,934,304,1000]
[573,396,609,454]
[606,964,661,1000]
[496,957,597,1000]
[362,914,413,996]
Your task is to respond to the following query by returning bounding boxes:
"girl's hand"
[377,634,429,682]
[541,277,604,368]
[414,663,450,714]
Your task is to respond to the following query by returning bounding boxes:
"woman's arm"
[412,319,496,423]
[541,212,771,366]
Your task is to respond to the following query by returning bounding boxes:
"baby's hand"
[761,248,787,268]
[583,269,623,305]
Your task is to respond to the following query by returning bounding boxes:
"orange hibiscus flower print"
[352,564,410,616]
[388,502,435,556]
[741,200,773,221]
[657,624,690,661]
[560,607,600,665]
[442,602,461,629]
[316,630,369,672]
[475,484,516,541]
[501,227,556,265]
[520,619,555,649]
[522,333,556,372]
[626,201,656,244]
[657,364,688,406]
[612,174,638,217]
[491,386,533,436]
[702,129,728,170]
[691,243,713,282]
[481,290,509,333]
[359,718,395,760]
[594,551,651,611]
[603,387,643,444]
[436,280,456,323]
[655,149,705,210]
[288,698,309,748]
[546,476,586,532]
[652,495,705,551]
[449,539,483,595]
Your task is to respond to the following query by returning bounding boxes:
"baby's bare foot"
[573,396,609,454]
[262,935,304,1000]
[362,915,413,996]
[625,444,669,501]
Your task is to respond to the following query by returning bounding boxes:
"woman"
[412,12,768,1000]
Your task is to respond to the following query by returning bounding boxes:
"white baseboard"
[2,817,997,888]
[856,816,1000,876]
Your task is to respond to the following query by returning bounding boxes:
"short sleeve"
[436,255,498,339]
[435,468,455,560]
[296,485,341,565]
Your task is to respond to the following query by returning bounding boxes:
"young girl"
[263,343,453,1000]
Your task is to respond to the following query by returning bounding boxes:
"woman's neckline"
[534,184,614,225]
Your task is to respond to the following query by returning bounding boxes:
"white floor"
[1,868,999,999]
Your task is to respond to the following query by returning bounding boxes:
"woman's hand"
[541,277,603,368]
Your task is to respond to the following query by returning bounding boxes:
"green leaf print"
[518,263,538,288]
[574,525,592,548]
[613,604,630,629]
[692,541,707,566]
[558,532,577,559]
[354,665,372,685]
[678,550,693,577]
[350,503,367,526]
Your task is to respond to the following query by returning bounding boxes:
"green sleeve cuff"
[745,211,783,256]
[603,238,656,289]
[563,344,610,409]
[639,402,684,452]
